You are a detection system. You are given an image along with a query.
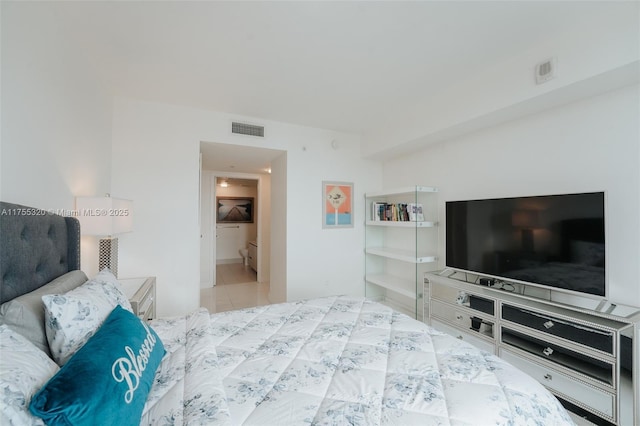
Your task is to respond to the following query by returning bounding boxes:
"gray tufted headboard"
[0,201,81,304]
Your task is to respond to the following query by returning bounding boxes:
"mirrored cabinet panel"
[425,270,640,426]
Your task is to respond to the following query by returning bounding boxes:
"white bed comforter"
[141,296,574,425]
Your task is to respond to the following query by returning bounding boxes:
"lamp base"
[98,237,118,277]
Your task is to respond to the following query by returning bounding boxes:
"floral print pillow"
[0,325,59,426]
[42,269,133,366]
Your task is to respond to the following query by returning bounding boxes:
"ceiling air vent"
[232,122,265,137]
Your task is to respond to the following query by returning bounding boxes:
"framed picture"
[216,197,254,223]
[322,181,353,228]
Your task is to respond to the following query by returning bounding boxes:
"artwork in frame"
[217,197,254,223]
[322,181,353,228]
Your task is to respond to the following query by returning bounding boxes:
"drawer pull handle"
[456,314,463,320]
[543,320,554,329]
[543,347,554,356]
[456,335,463,340]
[544,374,552,381]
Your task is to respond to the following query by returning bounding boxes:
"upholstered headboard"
[0,202,81,304]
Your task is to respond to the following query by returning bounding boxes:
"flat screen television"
[446,192,605,297]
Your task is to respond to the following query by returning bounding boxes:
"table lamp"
[75,195,133,277]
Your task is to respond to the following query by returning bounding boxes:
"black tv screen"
[446,192,605,297]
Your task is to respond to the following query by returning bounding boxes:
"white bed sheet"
[143,296,574,425]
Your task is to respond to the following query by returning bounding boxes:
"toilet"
[239,248,249,266]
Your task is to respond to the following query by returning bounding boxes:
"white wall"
[285,135,379,302]
[1,1,113,278]
[270,153,287,303]
[364,3,639,159]
[111,98,382,316]
[382,84,640,308]
[199,169,213,286]
[258,173,271,284]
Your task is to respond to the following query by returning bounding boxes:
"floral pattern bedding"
[143,296,574,425]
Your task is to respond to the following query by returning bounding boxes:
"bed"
[0,201,574,425]
[503,219,606,297]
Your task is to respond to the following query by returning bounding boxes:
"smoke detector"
[535,58,556,84]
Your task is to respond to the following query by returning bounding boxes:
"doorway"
[200,172,267,285]
[213,176,259,284]
[206,175,269,312]
[199,141,285,311]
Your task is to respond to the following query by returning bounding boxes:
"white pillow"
[42,269,133,366]
[0,325,59,426]
[92,269,134,313]
[0,270,88,356]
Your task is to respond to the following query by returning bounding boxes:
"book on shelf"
[370,202,417,221]
[371,202,383,221]
[407,203,424,221]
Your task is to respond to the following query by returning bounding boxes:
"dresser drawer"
[502,304,614,355]
[431,299,495,339]
[500,348,615,421]
[137,287,155,321]
[431,282,495,315]
[501,327,614,386]
[431,319,496,354]
[120,277,156,321]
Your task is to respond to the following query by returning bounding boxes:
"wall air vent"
[232,122,265,137]
[535,57,556,84]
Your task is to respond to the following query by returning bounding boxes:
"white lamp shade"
[75,197,133,236]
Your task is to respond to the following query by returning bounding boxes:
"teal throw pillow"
[29,305,165,425]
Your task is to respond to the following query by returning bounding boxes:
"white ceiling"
[200,141,283,173]
[28,1,629,172]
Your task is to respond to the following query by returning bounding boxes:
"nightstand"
[119,277,156,321]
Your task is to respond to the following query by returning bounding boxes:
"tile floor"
[200,265,595,425]
[200,263,270,313]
